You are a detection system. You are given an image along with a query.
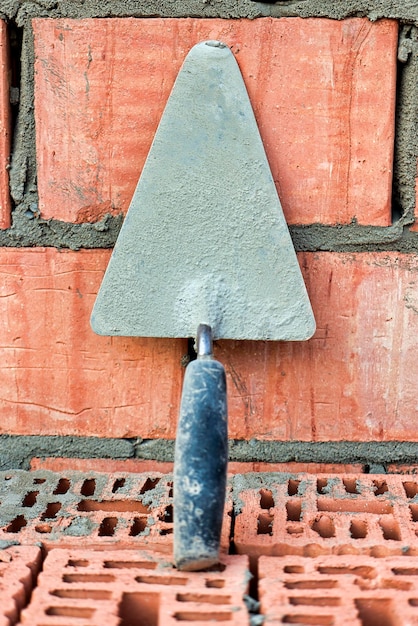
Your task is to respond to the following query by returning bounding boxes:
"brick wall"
[0,1,418,467]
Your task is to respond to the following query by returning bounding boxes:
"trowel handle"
[174,325,228,571]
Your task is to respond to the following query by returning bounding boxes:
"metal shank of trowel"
[173,324,228,571]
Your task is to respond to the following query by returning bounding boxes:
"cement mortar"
[3,435,418,470]
[0,2,415,250]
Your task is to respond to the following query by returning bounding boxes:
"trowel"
[91,41,315,571]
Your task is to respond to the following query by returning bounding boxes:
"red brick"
[19,548,249,625]
[0,248,184,438]
[3,249,418,441]
[0,470,231,554]
[33,17,397,226]
[0,20,11,230]
[233,473,418,559]
[31,457,364,474]
[259,554,418,624]
[0,545,41,626]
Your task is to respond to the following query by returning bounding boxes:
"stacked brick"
[0,546,41,626]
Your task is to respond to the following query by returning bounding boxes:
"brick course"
[33,17,397,226]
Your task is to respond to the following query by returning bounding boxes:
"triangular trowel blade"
[91,41,315,341]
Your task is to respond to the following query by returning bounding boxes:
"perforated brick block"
[0,545,41,626]
[0,19,11,230]
[259,554,418,624]
[0,470,231,553]
[33,17,397,226]
[233,473,418,558]
[19,548,249,625]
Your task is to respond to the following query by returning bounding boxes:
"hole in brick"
[63,573,115,583]
[6,515,27,533]
[33,478,45,484]
[379,518,401,541]
[311,515,335,538]
[288,480,301,496]
[206,579,225,588]
[176,593,231,604]
[289,597,340,607]
[46,607,95,618]
[282,614,333,624]
[257,513,274,535]
[67,559,89,567]
[168,482,173,498]
[317,478,328,494]
[129,517,147,536]
[287,524,304,535]
[158,504,173,523]
[343,478,359,494]
[135,575,188,586]
[160,528,173,536]
[317,498,392,515]
[105,560,157,570]
[286,500,302,522]
[112,478,126,492]
[392,567,418,576]
[350,519,368,539]
[260,489,274,509]
[403,481,418,498]
[378,579,412,591]
[53,478,70,494]
[41,502,61,519]
[285,581,337,590]
[140,477,160,494]
[408,599,418,606]
[284,565,305,574]
[98,516,118,536]
[319,566,376,579]
[51,589,111,600]
[35,523,52,533]
[373,480,388,496]
[78,500,150,513]
[80,478,96,496]
[410,504,418,522]
[174,612,232,622]
[355,598,398,626]
[22,491,38,506]
[119,591,160,626]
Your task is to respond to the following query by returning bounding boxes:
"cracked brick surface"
[0,470,231,553]
[259,554,418,624]
[18,548,249,625]
[0,546,41,626]
[233,473,418,558]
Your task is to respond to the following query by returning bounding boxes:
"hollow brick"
[3,249,418,441]
[33,17,397,226]
[0,20,11,229]
[19,548,250,625]
[0,545,42,626]
[259,554,418,624]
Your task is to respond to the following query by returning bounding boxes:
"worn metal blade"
[91,41,315,340]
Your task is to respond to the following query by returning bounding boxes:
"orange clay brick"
[0,20,11,229]
[0,545,41,626]
[3,249,418,441]
[33,17,397,226]
[19,548,250,625]
[232,473,418,559]
[30,457,364,475]
[0,470,231,554]
[259,554,418,624]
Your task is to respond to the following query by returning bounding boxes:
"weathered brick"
[2,249,418,441]
[259,554,418,624]
[30,457,364,474]
[0,545,41,626]
[0,470,231,554]
[0,20,11,230]
[233,473,418,559]
[33,17,397,226]
[19,548,249,625]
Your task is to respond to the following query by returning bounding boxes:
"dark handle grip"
[174,357,228,571]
